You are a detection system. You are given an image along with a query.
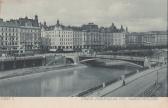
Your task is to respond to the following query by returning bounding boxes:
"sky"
[0,0,167,32]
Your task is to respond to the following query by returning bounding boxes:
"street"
[86,65,167,97]
[104,66,167,97]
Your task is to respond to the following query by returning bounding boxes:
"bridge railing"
[80,54,146,61]
[73,65,165,97]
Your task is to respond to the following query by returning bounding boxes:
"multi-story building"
[81,23,102,50]
[40,23,51,53]
[0,34,2,55]
[41,20,83,52]
[148,31,167,47]
[126,32,144,48]
[81,30,88,49]
[99,24,127,49]
[42,21,127,52]
[73,29,83,50]
[112,32,126,47]
[99,31,113,49]
[126,31,167,48]
[0,15,41,55]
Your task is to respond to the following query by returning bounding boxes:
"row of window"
[1,37,18,41]
[1,42,18,46]
[0,27,19,32]
[0,27,40,33]
[0,33,19,36]
[51,46,83,49]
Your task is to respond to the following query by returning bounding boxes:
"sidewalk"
[86,65,166,97]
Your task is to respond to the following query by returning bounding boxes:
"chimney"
[35,15,38,21]
[44,21,46,26]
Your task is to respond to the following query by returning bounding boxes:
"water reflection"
[0,65,138,96]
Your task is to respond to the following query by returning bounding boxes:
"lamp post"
[156,70,158,84]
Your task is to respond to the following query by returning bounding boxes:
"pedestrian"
[123,80,126,86]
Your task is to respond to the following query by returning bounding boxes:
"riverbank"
[0,64,87,84]
[73,64,166,97]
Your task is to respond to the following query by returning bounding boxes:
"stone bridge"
[58,53,82,64]
[79,55,152,68]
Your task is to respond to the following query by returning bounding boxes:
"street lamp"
[156,70,158,84]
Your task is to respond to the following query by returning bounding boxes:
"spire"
[111,23,115,28]
[57,19,60,26]
[110,22,117,32]
[120,25,124,32]
[126,27,128,32]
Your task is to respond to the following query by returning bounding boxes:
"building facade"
[81,23,102,50]
[0,15,41,55]
[112,33,126,47]
[41,20,83,52]
[41,21,127,52]
[0,34,2,55]
[1,15,166,55]
[126,31,167,48]
[126,32,144,48]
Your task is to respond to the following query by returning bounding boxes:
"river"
[0,64,139,97]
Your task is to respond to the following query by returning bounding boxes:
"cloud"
[0,0,166,32]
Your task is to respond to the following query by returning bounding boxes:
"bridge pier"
[103,82,106,88]
[42,56,46,66]
[144,57,151,68]
[136,70,140,73]
[23,60,26,68]
[64,54,80,65]
[13,62,16,69]
[63,57,66,65]
[0,62,4,71]
[74,56,79,65]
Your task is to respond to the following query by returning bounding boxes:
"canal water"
[0,65,139,97]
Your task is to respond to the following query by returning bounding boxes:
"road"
[86,65,167,97]
[104,66,167,97]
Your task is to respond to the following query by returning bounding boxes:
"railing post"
[103,82,106,88]
[136,69,140,73]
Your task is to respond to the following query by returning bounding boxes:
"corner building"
[0,15,41,55]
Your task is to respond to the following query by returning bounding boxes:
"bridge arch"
[79,55,151,68]
[65,58,74,64]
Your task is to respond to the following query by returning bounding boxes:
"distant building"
[99,23,126,49]
[0,15,41,55]
[41,21,127,52]
[126,31,167,48]
[1,15,167,54]
[113,32,126,47]
[126,32,144,47]
[99,29,113,49]
[81,23,101,50]
[0,34,2,55]
[41,20,83,52]
[144,31,167,47]
[81,23,126,50]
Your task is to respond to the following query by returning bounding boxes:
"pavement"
[86,65,167,97]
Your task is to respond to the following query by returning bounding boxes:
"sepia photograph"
[0,0,167,98]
